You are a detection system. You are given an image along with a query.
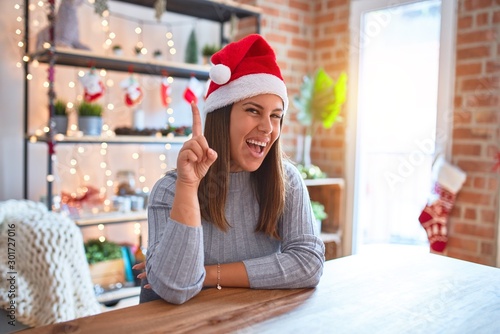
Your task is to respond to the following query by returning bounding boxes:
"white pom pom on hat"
[210,64,231,85]
[204,34,288,115]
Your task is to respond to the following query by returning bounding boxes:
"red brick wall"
[245,0,349,177]
[447,0,500,266]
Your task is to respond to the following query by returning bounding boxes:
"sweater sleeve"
[145,172,205,304]
[243,162,325,288]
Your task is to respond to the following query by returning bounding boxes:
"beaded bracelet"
[216,263,222,290]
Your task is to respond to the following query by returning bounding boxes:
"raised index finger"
[191,102,202,137]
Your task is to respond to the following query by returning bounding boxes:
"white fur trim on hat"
[204,73,289,115]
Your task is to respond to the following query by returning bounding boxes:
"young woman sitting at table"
[136,34,325,305]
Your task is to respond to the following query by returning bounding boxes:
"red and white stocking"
[160,76,172,107]
[80,70,105,102]
[120,76,143,107]
[183,76,204,104]
[418,157,466,252]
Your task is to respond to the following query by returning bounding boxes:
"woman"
[138,34,325,304]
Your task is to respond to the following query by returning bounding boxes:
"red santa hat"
[204,34,288,114]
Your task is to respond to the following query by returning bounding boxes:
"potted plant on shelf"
[293,68,347,170]
[77,101,103,136]
[311,200,328,233]
[201,43,219,65]
[296,164,327,180]
[153,49,162,60]
[112,44,123,56]
[52,99,68,135]
[134,45,144,58]
[84,239,125,288]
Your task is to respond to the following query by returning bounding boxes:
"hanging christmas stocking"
[79,69,105,102]
[160,76,172,107]
[120,76,143,107]
[183,76,204,104]
[418,156,466,252]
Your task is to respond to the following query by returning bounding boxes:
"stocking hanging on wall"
[418,156,466,253]
[120,76,143,107]
[79,69,105,102]
[160,77,172,107]
[183,76,204,104]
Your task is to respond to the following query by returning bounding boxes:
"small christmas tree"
[185,29,199,64]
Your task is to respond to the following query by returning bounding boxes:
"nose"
[258,116,273,134]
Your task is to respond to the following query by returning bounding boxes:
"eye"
[271,113,283,119]
[245,108,259,114]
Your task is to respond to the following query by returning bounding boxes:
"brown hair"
[198,105,286,239]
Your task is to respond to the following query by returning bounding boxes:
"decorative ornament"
[185,28,198,64]
[160,77,172,107]
[93,0,109,17]
[61,186,104,209]
[120,76,143,107]
[36,0,91,50]
[183,76,204,104]
[79,69,105,102]
[154,0,166,22]
[418,156,466,253]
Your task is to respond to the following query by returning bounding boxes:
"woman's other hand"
[132,261,151,289]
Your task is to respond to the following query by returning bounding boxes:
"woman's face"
[229,94,284,172]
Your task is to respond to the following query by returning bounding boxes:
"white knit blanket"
[0,200,101,327]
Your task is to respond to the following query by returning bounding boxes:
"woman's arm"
[204,262,250,288]
[145,174,206,304]
[243,162,325,289]
[145,103,218,304]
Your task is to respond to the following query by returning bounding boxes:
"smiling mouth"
[246,139,267,154]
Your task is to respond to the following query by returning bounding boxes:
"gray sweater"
[143,160,325,304]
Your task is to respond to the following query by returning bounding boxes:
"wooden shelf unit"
[304,178,345,260]
[30,48,211,80]
[23,0,261,208]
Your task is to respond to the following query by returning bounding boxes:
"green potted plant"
[52,99,68,134]
[201,43,219,64]
[293,68,347,168]
[134,45,144,58]
[296,164,327,180]
[311,200,328,233]
[77,101,103,136]
[112,44,123,56]
[84,239,125,287]
[153,49,162,60]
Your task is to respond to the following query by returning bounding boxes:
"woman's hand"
[132,261,151,289]
[176,102,218,187]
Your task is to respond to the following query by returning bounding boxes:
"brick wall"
[447,0,500,266]
[240,0,349,177]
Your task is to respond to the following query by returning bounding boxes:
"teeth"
[247,139,267,147]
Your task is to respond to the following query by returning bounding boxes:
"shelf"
[305,178,345,259]
[74,210,147,227]
[304,178,345,187]
[30,48,211,79]
[97,286,141,306]
[28,134,189,145]
[118,0,262,22]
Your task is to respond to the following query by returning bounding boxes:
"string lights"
[18,0,186,242]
